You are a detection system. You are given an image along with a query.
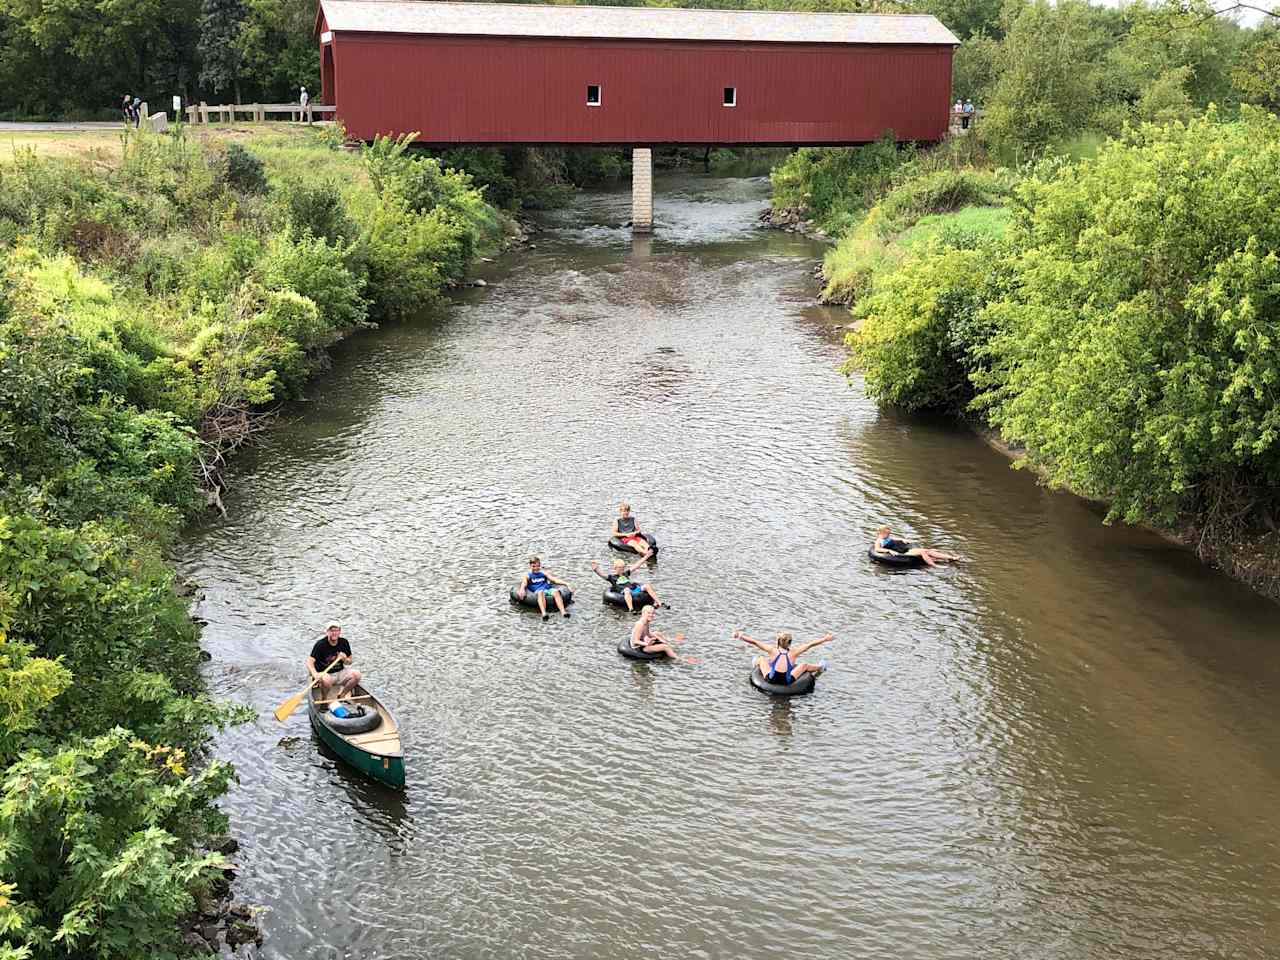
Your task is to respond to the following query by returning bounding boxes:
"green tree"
[952,33,1001,103]
[198,0,246,102]
[915,0,1003,40]
[235,0,318,101]
[0,0,199,117]
[1232,22,1280,109]
[980,0,1112,159]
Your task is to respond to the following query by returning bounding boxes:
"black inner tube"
[867,545,925,568]
[608,532,658,557]
[319,702,382,735]
[617,636,665,661]
[510,586,574,609]
[602,586,648,610]
[749,666,817,697]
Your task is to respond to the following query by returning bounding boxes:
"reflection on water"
[183,173,1280,959]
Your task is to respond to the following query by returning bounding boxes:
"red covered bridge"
[314,0,958,230]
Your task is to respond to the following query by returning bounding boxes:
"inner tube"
[509,586,574,609]
[603,586,648,610]
[608,533,658,557]
[867,546,925,568]
[319,702,382,735]
[749,666,817,697]
[617,636,665,661]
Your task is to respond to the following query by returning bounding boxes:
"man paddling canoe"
[308,621,362,699]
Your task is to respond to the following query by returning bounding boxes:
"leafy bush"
[0,278,200,528]
[185,231,263,303]
[224,143,268,195]
[769,138,905,230]
[439,147,519,207]
[974,109,1280,526]
[262,233,368,333]
[187,283,328,403]
[0,729,235,960]
[360,196,452,321]
[0,513,211,738]
[846,243,999,411]
[129,234,200,296]
[278,179,357,244]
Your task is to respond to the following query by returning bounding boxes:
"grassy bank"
[0,124,503,957]
[775,112,1280,601]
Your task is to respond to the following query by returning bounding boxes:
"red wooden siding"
[326,34,953,145]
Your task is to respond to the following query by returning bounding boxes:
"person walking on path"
[962,100,975,129]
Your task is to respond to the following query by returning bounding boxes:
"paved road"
[0,121,124,132]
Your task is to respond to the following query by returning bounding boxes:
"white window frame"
[586,84,602,107]
[723,87,737,107]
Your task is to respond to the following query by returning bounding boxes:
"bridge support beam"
[631,147,653,234]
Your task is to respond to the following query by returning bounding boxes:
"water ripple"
[181,174,1280,960]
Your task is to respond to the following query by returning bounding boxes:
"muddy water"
[182,174,1280,960]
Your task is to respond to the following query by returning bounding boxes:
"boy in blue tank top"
[517,556,571,621]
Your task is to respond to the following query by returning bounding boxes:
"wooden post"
[199,101,208,124]
[631,147,653,234]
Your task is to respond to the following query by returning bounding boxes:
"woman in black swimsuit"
[734,629,833,684]
[871,525,960,567]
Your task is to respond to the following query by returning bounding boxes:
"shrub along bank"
[0,125,502,958]
[784,110,1280,598]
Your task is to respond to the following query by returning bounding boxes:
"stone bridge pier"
[631,147,653,234]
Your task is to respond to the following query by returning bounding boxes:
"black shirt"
[310,636,351,673]
[617,516,637,534]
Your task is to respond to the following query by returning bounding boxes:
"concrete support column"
[631,147,653,234]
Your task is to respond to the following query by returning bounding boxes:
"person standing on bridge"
[300,85,311,124]
[962,100,975,129]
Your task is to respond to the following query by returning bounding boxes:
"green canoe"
[308,685,405,789]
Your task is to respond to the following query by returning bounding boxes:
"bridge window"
[586,84,602,107]
[723,87,736,107]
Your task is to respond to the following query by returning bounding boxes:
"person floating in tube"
[871,525,960,567]
[630,605,699,664]
[516,556,571,621]
[591,557,663,613]
[734,629,832,686]
[612,502,654,558]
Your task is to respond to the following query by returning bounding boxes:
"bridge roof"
[318,0,959,46]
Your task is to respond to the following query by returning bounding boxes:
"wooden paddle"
[272,657,342,722]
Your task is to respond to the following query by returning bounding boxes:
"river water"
[182,174,1280,960]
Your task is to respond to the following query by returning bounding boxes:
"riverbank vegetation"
[773,45,1280,599]
[0,125,501,957]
